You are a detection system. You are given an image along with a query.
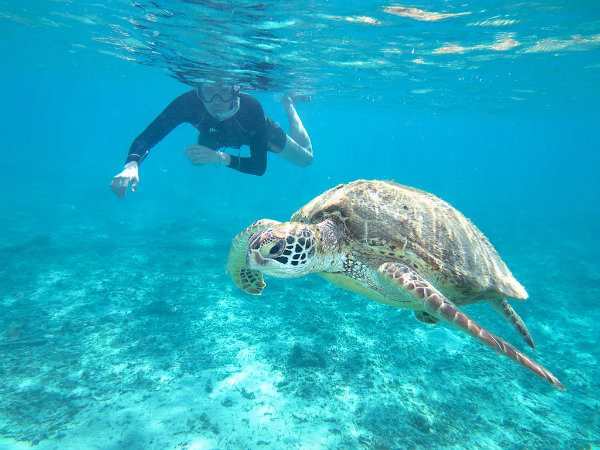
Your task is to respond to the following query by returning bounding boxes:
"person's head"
[196,82,240,121]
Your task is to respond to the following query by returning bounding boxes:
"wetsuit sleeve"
[126,93,195,165]
[226,102,269,176]
[227,143,268,176]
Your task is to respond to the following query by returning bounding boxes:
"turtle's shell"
[291,180,527,302]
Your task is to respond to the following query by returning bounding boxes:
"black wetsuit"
[126,91,286,176]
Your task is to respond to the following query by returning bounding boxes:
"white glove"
[110,161,139,199]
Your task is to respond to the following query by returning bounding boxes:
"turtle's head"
[246,222,318,278]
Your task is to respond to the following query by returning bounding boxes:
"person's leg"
[269,96,312,167]
[281,96,312,151]
[278,135,313,167]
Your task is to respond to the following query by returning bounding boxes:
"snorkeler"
[110,82,313,198]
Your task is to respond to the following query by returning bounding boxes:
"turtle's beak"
[247,248,268,268]
[247,230,269,268]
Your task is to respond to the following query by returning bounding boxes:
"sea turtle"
[227,180,564,390]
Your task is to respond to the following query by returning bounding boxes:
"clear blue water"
[1,1,599,449]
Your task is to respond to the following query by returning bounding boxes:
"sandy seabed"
[0,210,598,449]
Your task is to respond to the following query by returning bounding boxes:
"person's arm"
[126,92,196,165]
[226,142,267,176]
[184,144,267,176]
[111,91,198,198]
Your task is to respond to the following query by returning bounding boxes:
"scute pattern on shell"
[291,180,526,302]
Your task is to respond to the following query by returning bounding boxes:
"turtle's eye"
[260,239,285,258]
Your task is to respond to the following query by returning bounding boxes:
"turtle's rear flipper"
[490,298,536,349]
[226,219,280,295]
[377,262,565,391]
[414,311,439,325]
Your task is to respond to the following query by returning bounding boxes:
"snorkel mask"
[196,83,240,103]
[196,83,240,121]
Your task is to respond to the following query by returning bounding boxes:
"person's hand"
[110,161,139,199]
[184,145,230,166]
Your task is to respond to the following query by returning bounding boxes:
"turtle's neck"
[313,219,345,272]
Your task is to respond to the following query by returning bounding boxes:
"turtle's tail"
[490,298,536,349]
[425,295,565,390]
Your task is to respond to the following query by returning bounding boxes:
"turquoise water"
[1,1,599,448]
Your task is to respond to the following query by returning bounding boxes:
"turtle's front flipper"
[490,298,536,349]
[377,262,565,391]
[226,219,281,295]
